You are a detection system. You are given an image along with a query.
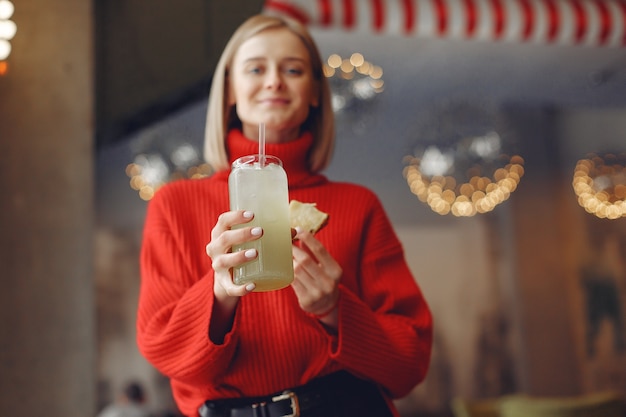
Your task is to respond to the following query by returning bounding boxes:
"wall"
[0,1,96,416]
[394,218,511,414]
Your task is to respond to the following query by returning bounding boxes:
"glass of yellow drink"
[228,155,294,291]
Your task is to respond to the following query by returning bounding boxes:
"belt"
[198,371,391,417]
[200,391,300,417]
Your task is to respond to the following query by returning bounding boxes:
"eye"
[285,67,304,76]
[242,63,264,75]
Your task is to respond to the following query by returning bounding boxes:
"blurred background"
[1,0,626,416]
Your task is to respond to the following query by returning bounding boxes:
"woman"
[137,14,432,417]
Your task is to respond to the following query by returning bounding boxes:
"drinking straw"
[258,123,266,167]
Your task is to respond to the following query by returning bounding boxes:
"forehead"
[233,27,311,63]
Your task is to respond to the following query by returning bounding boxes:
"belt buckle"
[271,391,300,417]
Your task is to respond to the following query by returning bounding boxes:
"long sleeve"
[137,179,239,385]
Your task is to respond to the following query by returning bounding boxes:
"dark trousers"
[199,371,394,417]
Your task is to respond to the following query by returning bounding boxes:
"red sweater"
[137,130,432,416]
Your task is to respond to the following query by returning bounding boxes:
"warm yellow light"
[327,54,342,68]
[0,0,15,63]
[442,189,456,204]
[127,158,212,200]
[340,58,354,73]
[322,64,335,77]
[369,65,383,79]
[369,79,384,90]
[340,70,354,80]
[572,153,626,219]
[0,0,14,19]
[356,61,371,74]
[0,39,10,60]
[404,153,525,216]
[0,19,15,39]
[349,52,364,67]
[139,186,155,201]
[324,52,384,113]
[125,163,141,177]
[131,176,146,190]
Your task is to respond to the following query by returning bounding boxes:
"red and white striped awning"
[263,0,626,47]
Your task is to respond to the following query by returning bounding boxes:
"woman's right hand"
[206,210,262,300]
[206,210,263,343]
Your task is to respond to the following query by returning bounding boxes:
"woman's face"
[228,27,318,143]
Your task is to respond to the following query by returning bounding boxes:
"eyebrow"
[242,56,309,64]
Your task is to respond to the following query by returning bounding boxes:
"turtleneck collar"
[213,129,327,188]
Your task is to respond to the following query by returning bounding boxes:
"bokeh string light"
[126,144,213,201]
[572,153,626,220]
[403,102,525,217]
[403,152,525,217]
[0,0,16,75]
[323,52,384,114]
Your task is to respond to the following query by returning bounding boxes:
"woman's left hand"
[292,230,342,327]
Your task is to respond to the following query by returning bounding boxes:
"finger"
[292,246,336,298]
[297,230,326,258]
[206,226,262,259]
[292,245,321,281]
[296,232,342,279]
[212,210,255,240]
[219,278,257,297]
[291,261,338,315]
[213,250,259,297]
[211,248,258,272]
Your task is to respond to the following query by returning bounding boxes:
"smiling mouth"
[260,98,290,104]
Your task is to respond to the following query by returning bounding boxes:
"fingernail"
[295,226,302,234]
[245,283,256,291]
[251,227,262,236]
[244,249,257,258]
[243,211,254,218]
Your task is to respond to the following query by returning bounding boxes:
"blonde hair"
[204,14,335,172]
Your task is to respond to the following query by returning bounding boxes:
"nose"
[264,68,283,89]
